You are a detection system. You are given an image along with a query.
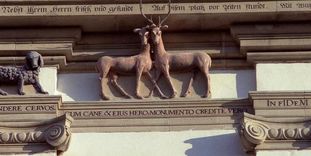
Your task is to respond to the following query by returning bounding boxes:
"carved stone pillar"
[0,114,73,154]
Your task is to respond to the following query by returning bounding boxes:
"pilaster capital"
[240,113,311,152]
[0,114,73,154]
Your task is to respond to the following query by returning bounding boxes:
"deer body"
[150,26,212,98]
[96,27,166,100]
[98,47,152,75]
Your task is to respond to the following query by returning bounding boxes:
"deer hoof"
[18,91,25,95]
[180,91,190,97]
[101,94,110,100]
[201,94,211,99]
[40,91,49,94]
[135,94,144,99]
[170,91,177,98]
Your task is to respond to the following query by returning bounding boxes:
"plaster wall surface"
[257,63,311,91]
[1,153,56,156]
[257,150,311,156]
[63,130,246,156]
[39,67,57,95]
[57,70,255,101]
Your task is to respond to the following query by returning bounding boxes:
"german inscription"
[0,1,309,16]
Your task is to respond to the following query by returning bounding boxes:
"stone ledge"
[58,99,253,132]
[247,51,311,63]
[0,95,253,132]
[231,23,311,64]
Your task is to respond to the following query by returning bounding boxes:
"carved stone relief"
[0,51,48,96]
[96,0,212,100]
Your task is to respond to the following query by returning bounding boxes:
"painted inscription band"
[62,107,251,119]
[0,1,310,16]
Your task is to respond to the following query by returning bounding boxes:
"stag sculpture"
[141,0,212,98]
[96,26,166,100]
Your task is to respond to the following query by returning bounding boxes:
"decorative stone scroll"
[0,114,73,153]
[240,113,311,152]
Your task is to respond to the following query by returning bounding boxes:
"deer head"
[140,0,171,45]
[133,26,150,45]
[139,0,171,44]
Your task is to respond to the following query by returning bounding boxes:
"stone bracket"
[240,112,311,152]
[0,114,73,154]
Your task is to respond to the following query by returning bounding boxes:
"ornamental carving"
[240,113,311,152]
[0,51,48,96]
[0,114,73,152]
[96,0,212,100]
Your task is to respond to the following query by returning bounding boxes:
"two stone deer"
[97,0,212,100]
[96,26,167,100]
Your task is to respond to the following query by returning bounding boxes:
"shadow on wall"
[184,133,247,156]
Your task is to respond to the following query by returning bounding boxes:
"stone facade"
[0,0,309,156]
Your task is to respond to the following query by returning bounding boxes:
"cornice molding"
[240,113,311,152]
[231,23,311,64]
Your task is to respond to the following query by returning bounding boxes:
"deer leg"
[110,73,131,99]
[99,68,110,100]
[201,67,211,98]
[146,69,162,98]
[163,66,177,98]
[100,77,110,100]
[145,72,168,99]
[135,68,144,99]
[181,71,196,97]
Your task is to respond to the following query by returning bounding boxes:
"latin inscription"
[63,107,250,119]
[267,99,308,107]
[0,104,56,113]
[0,1,309,16]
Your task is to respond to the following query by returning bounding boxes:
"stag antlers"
[139,0,171,26]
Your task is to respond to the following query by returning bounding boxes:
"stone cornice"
[240,113,311,152]
[0,114,73,154]
[231,23,311,64]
